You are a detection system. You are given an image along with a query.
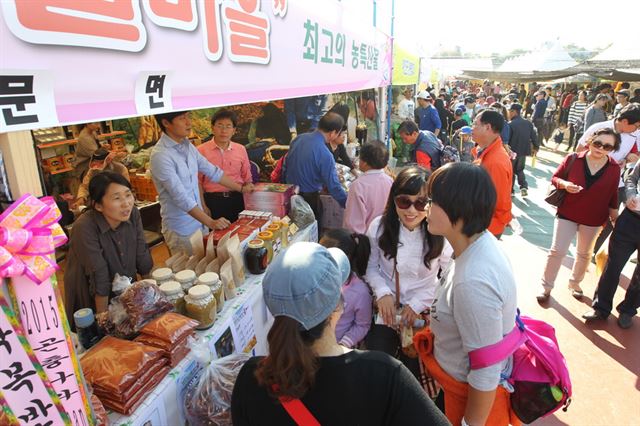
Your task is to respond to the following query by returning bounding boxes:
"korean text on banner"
[0,291,68,426]
[392,43,420,86]
[0,194,95,425]
[0,0,391,132]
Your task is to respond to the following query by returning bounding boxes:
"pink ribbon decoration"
[0,194,68,284]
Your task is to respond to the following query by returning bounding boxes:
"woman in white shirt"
[365,166,453,378]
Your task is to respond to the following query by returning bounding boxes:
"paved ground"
[55,146,639,424]
[500,146,639,425]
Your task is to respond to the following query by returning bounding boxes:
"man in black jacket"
[508,103,539,197]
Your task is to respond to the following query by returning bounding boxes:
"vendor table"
[107,221,318,426]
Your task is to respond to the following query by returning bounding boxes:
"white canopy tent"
[498,41,578,72]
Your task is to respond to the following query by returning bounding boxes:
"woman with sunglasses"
[537,128,622,302]
[364,166,453,378]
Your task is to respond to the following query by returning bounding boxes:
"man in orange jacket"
[472,110,513,238]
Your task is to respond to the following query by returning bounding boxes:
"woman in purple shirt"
[320,228,373,348]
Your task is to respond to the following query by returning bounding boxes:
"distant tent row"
[451,41,640,82]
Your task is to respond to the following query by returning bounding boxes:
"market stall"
[0,1,392,425]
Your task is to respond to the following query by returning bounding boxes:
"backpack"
[468,310,572,424]
[439,145,460,165]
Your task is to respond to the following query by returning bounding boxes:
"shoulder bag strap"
[273,385,321,426]
[278,396,321,426]
[394,258,401,309]
[562,153,578,180]
[468,311,529,370]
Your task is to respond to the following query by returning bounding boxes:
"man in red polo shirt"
[472,110,513,238]
[198,109,254,222]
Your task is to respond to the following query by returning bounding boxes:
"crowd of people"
[60,78,639,424]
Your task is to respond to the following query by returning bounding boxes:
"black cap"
[509,103,523,112]
[91,148,109,161]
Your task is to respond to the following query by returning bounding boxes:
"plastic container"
[74,308,101,350]
[244,239,268,275]
[152,267,174,285]
[198,272,225,313]
[257,231,274,263]
[159,281,186,315]
[175,270,197,292]
[184,285,216,330]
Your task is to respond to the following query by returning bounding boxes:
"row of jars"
[245,221,290,275]
[154,269,224,330]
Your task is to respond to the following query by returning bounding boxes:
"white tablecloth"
[107,222,317,426]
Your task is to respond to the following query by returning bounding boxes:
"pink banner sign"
[0,292,67,425]
[9,275,93,426]
[0,0,391,132]
[0,194,94,425]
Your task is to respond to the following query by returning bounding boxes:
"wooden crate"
[130,175,158,201]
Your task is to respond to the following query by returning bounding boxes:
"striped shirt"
[568,101,588,125]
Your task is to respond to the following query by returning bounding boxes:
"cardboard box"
[243,183,294,217]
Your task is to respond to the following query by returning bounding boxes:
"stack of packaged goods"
[242,183,295,217]
[204,211,272,255]
[80,336,171,415]
[134,312,199,367]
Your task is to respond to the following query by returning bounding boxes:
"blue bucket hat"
[460,126,472,135]
[262,242,351,330]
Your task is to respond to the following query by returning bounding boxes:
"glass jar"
[198,272,224,313]
[73,308,101,350]
[175,269,197,293]
[257,231,274,263]
[184,285,216,330]
[152,267,174,285]
[159,281,186,315]
[267,223,282,254]
[244,239,268,275]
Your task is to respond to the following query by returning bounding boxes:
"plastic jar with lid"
[267,223,282,254]
[244,239,268,275]
[184,285,217,330]
[159,281,186,315]
[73,308,101,350]
[175,269,197,292]
[198,272,225,313]
[152,267,174,285]
[257,231,274,263]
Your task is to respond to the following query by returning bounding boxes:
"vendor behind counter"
[64,171,152,329]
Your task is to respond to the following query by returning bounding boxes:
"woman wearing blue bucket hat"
[231,241,449,425]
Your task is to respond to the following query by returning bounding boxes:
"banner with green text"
[0,0,391,132]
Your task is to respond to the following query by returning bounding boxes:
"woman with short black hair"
[537,128,621,302]
[416,162,519,425]
[64,171,152,327]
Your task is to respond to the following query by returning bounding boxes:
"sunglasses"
[590,140,615,151]
[394,195,431,211]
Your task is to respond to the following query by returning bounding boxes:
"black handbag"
[545,153,577,207]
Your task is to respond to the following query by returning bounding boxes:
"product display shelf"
[106,221,317,426]
[36,139,78,149]
[97,131,127,140]
[50,166,74,175]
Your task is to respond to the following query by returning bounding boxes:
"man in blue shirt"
[414,91,442,136]
[284,112,347,227]
[284,95,328,138]
[532,90,548,146]
[151,111,253,255]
